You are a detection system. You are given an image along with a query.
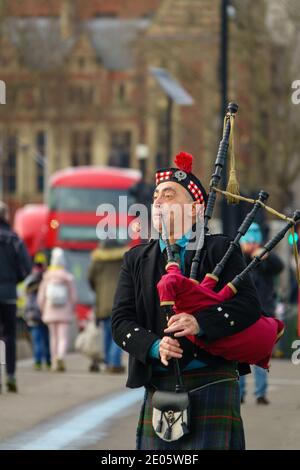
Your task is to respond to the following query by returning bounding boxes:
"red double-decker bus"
[15,166,142,324]
[46,166,142,323]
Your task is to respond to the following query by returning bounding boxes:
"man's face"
[152,181,195,238]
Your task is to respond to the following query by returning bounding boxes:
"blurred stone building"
[0,0,160,210]
[0,0,299,215]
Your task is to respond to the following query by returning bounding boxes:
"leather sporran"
[152,390,190,442]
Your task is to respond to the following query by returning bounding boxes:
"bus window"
[49,187,136,212]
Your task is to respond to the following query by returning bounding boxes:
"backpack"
[46,281,68,306]
[24,292,42,323]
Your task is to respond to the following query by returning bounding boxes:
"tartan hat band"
[155,152,208,205]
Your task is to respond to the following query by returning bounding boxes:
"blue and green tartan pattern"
[136,365,245,450]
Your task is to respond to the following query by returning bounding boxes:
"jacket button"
[217,307,223,312]
[230,321,235,326]
[122,341,126,347]
[224,313,229,318]
[126,333,131,338]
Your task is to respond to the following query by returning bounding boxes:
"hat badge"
[174,170,187,181]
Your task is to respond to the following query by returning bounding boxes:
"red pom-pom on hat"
[174,152,193,173]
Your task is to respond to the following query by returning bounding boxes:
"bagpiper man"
[111,152,261,450]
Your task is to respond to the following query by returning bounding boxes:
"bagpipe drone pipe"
[157,103,300,369]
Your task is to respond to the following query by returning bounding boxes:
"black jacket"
[112,234,261,388]
[244,252,284,317]
[0,220,32,302]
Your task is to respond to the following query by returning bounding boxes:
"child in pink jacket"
[38,248,77,371]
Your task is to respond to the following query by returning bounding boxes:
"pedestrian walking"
[24,253,51,370]
[37,247,76,372]
[239,223,284,404]
[0,201,31,392]
[88,239,127,373]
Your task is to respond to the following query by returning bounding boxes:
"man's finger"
[163,336,181,347]
[167,314,187,326]
[164,323,185,334]
[161,337,181,350]
[167,315,178,326]
[160,343,183,355]
[160,350,182,366]
[161,352,182,360]
[161,356,169,366]
[174,329,191,337]
[161,338,183,350]
[160,347,183,356]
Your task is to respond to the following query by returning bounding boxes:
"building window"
[113,82,129,105]
[3,134,17,194]
[108,131,131,168]
[7,85,19,106]
[36,131,46,193]
[71,130,93,167]
[78,57,86,69]
[68,86,94,106]
[118,83,125,102]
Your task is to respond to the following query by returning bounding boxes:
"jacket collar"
[139,235,208,318]
[140,240,165,319]
[159,229,193,252]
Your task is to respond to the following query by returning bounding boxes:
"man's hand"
[164,313,200,338]
[159,336,183,366]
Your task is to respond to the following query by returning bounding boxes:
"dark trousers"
[30,323,51,365]
[0,303,17,377]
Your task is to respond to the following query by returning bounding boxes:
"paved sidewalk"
[241,359,300,450]
[85,358,300,450]
[0,353,128,443]
[0,355,299,449]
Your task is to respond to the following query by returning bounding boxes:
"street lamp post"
[136,143,149,181]
[220,0,229,237]
[220,0,240,239]
[165,97,173,167]
[19,136,48,205]
[134,144,152,236]
[42,132,48,204]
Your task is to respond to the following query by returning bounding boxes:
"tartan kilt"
[136,363,245,450]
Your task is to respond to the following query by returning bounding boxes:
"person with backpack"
[37,247,77,372]
[0,201,32,392]
[24,253,51,370]
[88,239,127,373]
